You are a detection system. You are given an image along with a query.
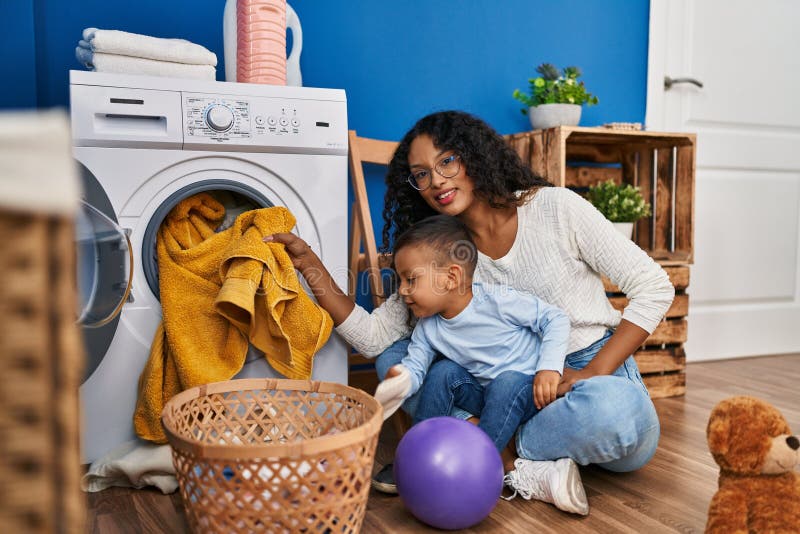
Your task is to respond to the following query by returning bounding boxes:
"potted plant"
[513,63,599,130]
[586,179,651,239]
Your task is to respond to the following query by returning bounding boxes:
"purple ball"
[394,417,504,530]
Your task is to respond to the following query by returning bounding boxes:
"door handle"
[664,76,704,90]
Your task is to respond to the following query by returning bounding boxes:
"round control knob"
[206,105,234,132]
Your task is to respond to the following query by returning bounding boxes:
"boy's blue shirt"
[402,282,571,395]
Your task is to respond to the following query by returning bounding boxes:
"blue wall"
[2,1,38,108]
[8,0,651,129]
[2,0,650,303]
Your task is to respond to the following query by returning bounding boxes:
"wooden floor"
[86,354,800,533]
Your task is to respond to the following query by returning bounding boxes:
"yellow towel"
[134,193,333,443]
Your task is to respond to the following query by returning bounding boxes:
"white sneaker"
[503,458,589,516]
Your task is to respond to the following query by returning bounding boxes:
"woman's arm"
[557,319,648,395]
[556,190,675,394]
[264,232,355,325]
[265,232,412,356]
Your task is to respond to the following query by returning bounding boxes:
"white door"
[646,0,800,361]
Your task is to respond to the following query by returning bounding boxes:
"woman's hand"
[556,367,593,397]
[555,321,651,397]
[263,232,320,273]
[263,232,355,325]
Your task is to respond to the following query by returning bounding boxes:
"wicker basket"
[0,211,85,534]
[0,111,84,533]
[161,378,383,533]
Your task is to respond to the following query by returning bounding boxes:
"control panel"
[185,97,251,139]
[184,96,306,140]
[69,71,347,153]
[182,92,347,154]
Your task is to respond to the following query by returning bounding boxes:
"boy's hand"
[373,365,412,421]
[533,370,560,410]
[384,365,403,379]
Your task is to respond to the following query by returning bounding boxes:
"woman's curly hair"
[381,110,552,252]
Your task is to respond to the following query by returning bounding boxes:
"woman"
[265,111,673,515]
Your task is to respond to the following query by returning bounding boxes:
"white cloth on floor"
[82,27,217,66]
[373,364,412,421]
[75,45,216,80]
[81,439,178,494]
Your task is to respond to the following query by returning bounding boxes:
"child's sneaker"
[370,463,398,494]
[503,458,589,515]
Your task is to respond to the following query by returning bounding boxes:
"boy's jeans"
[414,366,538,452]
[374,330,660,472]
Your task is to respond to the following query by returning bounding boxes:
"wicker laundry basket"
[0,111,84,533]
[161,378,383,533]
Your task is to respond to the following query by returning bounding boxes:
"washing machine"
[70,70,349,463]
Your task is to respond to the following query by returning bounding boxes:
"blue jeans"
[414,365,538,452]
[374,330,660,472]
[374,339,473,421]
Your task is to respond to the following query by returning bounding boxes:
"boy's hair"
[392,215,477,278]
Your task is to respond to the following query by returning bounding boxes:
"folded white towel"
[81,439,178,494]
[75,45,216,80]
[75,43,92,67]
[83,27,217,66]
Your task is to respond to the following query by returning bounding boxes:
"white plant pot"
[612,222,634,239]
[528,103,582,130]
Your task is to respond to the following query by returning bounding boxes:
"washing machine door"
[76,201,133,327]
[77,164,133,381]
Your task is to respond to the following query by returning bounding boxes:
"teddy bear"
[705,395,800,533]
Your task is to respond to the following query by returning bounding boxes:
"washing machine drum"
[140,180,272,300]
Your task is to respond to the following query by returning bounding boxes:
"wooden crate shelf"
[634,346,686,375]
[603,265,690,398]
[642,372,687,399]
[507,126,696,264]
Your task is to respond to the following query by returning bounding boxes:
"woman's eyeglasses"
[407,155,461,191]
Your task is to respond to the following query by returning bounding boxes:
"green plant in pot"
[513,63,599,130]
[586,179,651,239]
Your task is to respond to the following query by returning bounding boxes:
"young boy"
[375,215,571,460]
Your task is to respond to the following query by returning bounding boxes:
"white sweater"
[336,187,675,357]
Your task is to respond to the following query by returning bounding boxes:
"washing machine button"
[206,105,234,132]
